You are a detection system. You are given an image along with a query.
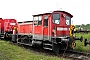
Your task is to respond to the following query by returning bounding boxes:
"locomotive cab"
[50,11,83,52]
[51,11,72,38]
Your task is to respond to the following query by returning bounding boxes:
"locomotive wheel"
[4,33,9,40]
[6,33,9,38]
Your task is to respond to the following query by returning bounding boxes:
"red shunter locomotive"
[0,18,18,39]
[11,10,83,53]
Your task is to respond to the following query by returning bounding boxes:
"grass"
[74,33,90,52]
[0,40,66,60]
[0,33,90,60]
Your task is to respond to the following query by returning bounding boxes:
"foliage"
[76,24,90,30]
[74,33,90,52]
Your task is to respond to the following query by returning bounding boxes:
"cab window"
[44,16,48,27]
[38,16,42,25]
[66,16,71,25]
[33,16,42,25]
[53,14,60,24]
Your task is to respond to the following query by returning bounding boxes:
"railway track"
[10,42,90,60]
[61,50,90,60]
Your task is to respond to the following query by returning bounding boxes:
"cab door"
[43,15,49,40]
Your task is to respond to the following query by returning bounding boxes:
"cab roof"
[53,10,73,18]
[33,10,73,18]
[33,13,51,17]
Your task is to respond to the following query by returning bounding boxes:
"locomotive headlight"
[52,26,56,34]
[52,29,56,38]
[52,29,56,34]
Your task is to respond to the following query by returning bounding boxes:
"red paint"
[0,18,4,32]
[18,22,33,34]
[4,19,18,32]
[18,10,73,38]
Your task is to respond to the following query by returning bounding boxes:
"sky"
[0,0,90,25]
